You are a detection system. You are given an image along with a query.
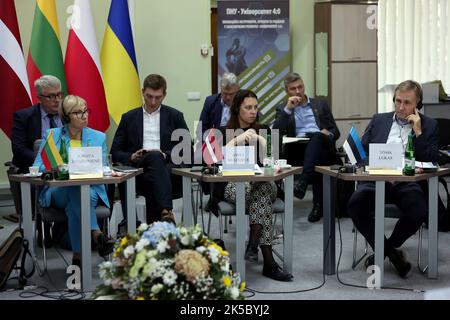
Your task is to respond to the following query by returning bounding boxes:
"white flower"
[208,246,220,263]
[229,287,239,299]
[192,231,201,241]
[135,238,150,252]
[196,246,206,254]
[151,284,163,294]
[163,270,178,286]
[180,235,190,246]
[123,245,135,259]
[137,223,148,232]
[220,261,230,273]
[156,240,169,253]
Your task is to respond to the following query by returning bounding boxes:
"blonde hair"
[59,95,87,121]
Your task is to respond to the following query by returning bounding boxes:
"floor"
[1,185,450,301]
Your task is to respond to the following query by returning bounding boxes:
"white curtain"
[378,0,450,112]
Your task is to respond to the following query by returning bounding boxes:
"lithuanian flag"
[40,130,63,171]
[26,0,67,103]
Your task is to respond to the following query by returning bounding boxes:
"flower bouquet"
[92,222,245,300]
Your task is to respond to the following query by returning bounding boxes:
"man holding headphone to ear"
[348,80,439,279]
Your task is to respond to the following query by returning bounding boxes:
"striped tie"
[48,114,57,129]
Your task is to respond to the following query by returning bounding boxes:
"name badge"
[369,143,403,170]
[69,147,103,179]
[222,146,255,171]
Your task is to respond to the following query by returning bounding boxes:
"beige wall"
[1,0,316,186]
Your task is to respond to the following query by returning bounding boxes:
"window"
[378,0,450,112]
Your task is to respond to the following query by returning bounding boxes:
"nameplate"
[222,146,255,171]
[69,147,103,179]
[369,144,403,171]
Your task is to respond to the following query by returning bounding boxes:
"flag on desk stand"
[202,129,223,165]
[40,130,63,171]
[343,126,366,165]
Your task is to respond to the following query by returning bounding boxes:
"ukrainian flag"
[101,0,141,125]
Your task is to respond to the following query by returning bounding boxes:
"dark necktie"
[48,114,57,129]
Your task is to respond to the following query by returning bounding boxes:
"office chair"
[352,204,427,273]
[4,161,23,217]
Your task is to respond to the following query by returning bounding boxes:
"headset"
[392,80,423,110]
[60,96,71,123]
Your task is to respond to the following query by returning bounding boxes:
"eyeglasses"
[70,108,90,119]
[39,92,64,101]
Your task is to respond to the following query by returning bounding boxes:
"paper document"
[219,164,262,176]
[282,137,310,144]
[368,169,403,176]
[415,162,438,169]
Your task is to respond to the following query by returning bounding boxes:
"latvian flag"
[40,131,63,171]
[343,126,366,165]
[202,129,223,165]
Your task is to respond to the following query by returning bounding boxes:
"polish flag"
[202,129,223,165]
[65,0,109,132]
[0,0,32,138]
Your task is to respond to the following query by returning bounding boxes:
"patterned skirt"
[224,181,277,246]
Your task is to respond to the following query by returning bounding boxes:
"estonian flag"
[343,126,366,165]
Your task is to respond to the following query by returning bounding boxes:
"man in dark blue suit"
[111,74,190,224]
[348,80,439,278]
[198,72,239,137]
[12,75,64,173]
[10,75,64,247]
[273,73,340,222]
[196,73,239,208]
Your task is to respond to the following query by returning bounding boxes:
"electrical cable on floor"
[335,214,425,293]
[245,233,332,295]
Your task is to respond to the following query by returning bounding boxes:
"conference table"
[172,167,302,281]
[9,169,143,291]
[316,166,450,286]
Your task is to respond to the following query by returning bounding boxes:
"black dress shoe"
[262,262,293,282]
[294,181,308,200]
[244,244,258,262]
[388,248,411,278]
[307,203,323,223]
[96,234,116,257]
[364,254,375,269]
[72,258,81,268]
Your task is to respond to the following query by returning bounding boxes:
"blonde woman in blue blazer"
[33,95,114,266]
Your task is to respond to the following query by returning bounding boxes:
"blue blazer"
[33,126,110,208]
[198,94,223,135]
[273,98,340,141]
[361,112,439,164]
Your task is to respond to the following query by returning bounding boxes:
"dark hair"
[227,89,262,130]
[143,74,167,93]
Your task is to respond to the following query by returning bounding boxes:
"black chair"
[4,161,23,217]
[435,118,450,149]
[352,204,427,273]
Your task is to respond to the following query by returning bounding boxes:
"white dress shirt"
[143,105,161,150]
